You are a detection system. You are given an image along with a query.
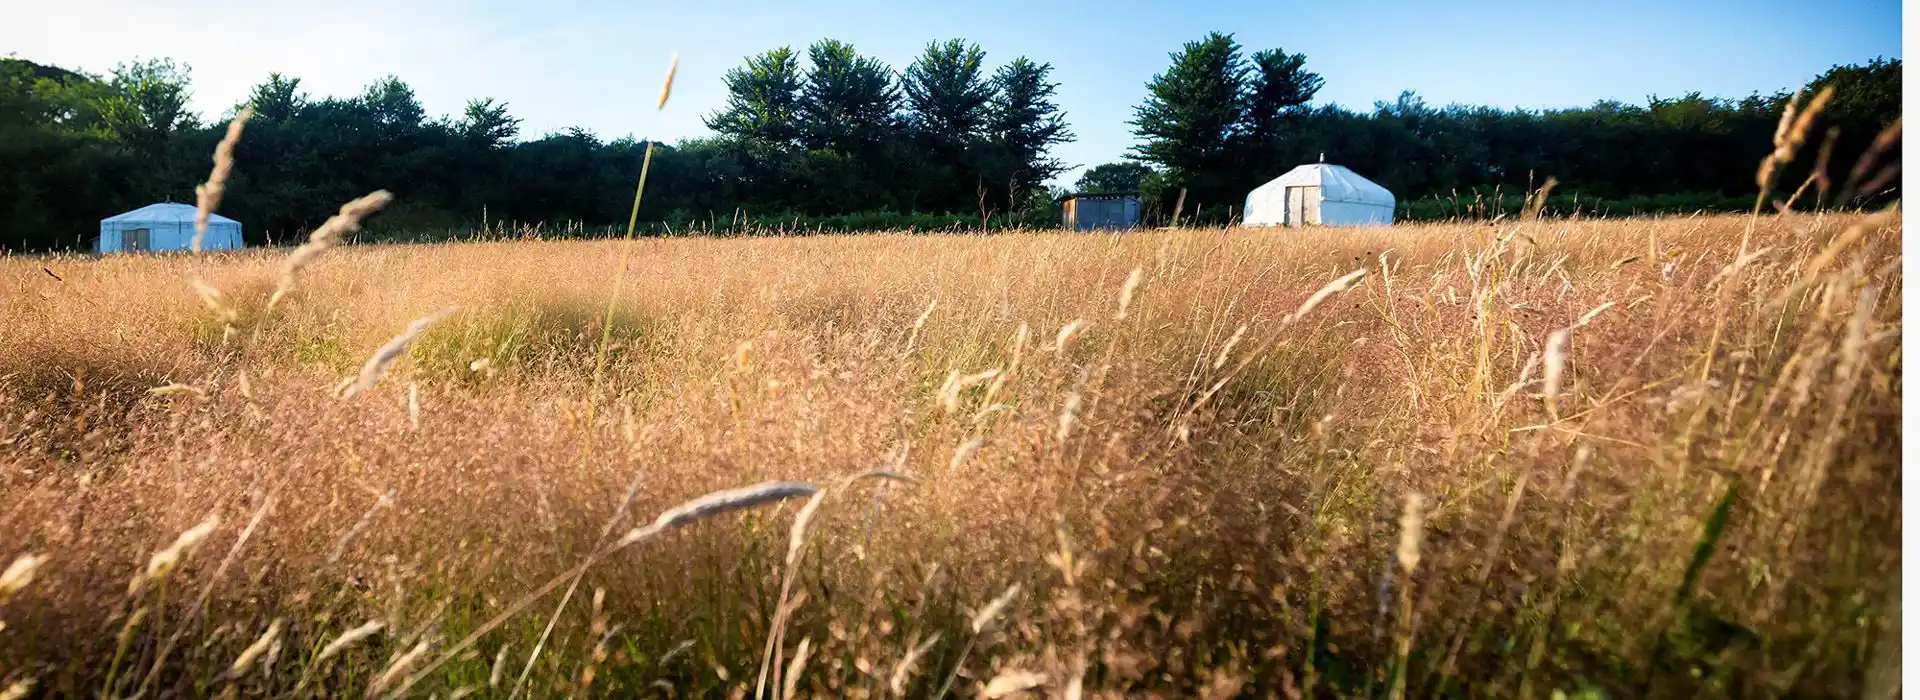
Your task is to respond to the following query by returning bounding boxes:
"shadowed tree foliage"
[1237,48,1321,180]
[902,39,994,211]
[1129,32,1250,208]
[798,39,901,154]
[987,57,1074,211]
[706,47,805,148]
[1076,162,1154,193]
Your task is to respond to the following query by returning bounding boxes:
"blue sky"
[2,0,1901,187]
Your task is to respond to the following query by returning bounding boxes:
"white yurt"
[1243,159,1395,227]
[98,203,244,254]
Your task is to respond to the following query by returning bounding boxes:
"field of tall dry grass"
[0,205,1901,697]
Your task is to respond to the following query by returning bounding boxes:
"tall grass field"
[0,199,1901,697]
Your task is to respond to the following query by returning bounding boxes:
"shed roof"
[102,202,239,224]
[1055,192,1140,202]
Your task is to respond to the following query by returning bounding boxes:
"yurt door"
[125,228,152,252]
[1286,187,1319,226]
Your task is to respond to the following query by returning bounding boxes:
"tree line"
[1104,32,1900,223]
[0,34,1900,251]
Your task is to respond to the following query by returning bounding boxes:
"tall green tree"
[797,39,900,154]
[1128,32,1249,207]
[101,58,198,200]
[706,47,806,148]
[901,39,994,209]
[246,73,306,122]
[903,39,993,144]
[986,58,1072,209]
[101,58,195,148]
[458,98,520,147]
[1238,48,1321,177]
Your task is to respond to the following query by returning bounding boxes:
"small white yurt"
[98,203,243,254]
[1243,158,1395,227]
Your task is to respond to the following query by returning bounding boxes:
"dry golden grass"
[0,210,1901,698]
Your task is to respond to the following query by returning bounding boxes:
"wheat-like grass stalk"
[100,606,149,697]
[1049,318,1088,353]
[782,637,811,700]
[395,479,821,699]
[657,52,678,109]
[938,369,1000,414]
[757,490,828,699]
[136,494,279,696]
[1389,492,1426,700]
[1056,386,1084,444]
[193,106,252,253]
[340,308,457,400]
[0,678,32,700]
[286,618,386,696]
[622,481,819,546]
[1840,117,1902,202]
[329,490,395,564]
[1286,268,1368,325]
[489,644,510,688]
[972,583,1021,634]
[268,190,394,311]
[511,470,655,699]
[144,515,220,584]
[1212,324,1248,370]
[906,296,939,351]
[978,323,1028,410]
[316,620,387,663]
[1170,268,1368,440]
[948,437,984,472]
[147,383,208,400]
[1758,87,1835,195]
[932,583,1023,700]
[0,554,45,605]
[369,636,433,698]
[1785,206,1899,297]
[1542,328,1572,419]
[1114,267,1144,320]
[982,669,1047,698]
[191,278,241,342]
[1542,301,1614,420]
[224,618,281,680]
[888,631,943,696]
[505,66,683,688]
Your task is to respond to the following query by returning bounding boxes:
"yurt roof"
[1251,164,1395,206]
[102,202,239,224]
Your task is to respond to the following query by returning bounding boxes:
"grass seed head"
[970,583,1022,634]
[226,618,282,679]
[1397,493,1426,574]
[0,678,32,700]
[0,554,46,604]
[341,307,458,399]
[193,106,251,252]
[888,632,942,696]
[270,190,394,310]
[316,620,386,663]
[658,52,679,110]
[147,514,220,582]
[983,670,1048,698]
[1114,267,1144,320]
